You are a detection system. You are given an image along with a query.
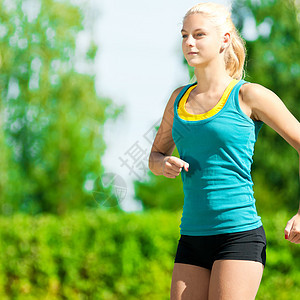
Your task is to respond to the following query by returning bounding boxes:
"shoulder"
[239,81,278,104]
[240,82,280,106]
[171,85,186,101]
[165,85,187,110]
[239,81,280,120]
[159,85,186,124]
[239,81,289,123]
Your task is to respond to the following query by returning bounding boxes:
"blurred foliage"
[233,0,300,213]
[135,0,300,214]
[0,0,124,215]
[258,210,300,299]
[0,210,298,299]
[0,209,180,299]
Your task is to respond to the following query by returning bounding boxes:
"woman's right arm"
[148,87,189,178]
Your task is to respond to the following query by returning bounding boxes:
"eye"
[195,33,204,37]
[181,34,188,39]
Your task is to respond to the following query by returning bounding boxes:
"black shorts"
[174,225,267,270]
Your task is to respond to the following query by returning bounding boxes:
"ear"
[220,32,231,51]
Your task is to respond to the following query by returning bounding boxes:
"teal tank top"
[172,79,264,236]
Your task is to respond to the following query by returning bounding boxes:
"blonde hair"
[184,2,246,80]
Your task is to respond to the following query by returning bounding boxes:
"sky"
[91,0,232,211]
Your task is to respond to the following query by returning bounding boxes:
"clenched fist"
[162,156,189,179]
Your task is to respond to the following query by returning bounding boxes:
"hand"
[284,212,300,244]
[162,156,189,179]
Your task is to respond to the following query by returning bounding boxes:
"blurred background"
[0,0,299,298]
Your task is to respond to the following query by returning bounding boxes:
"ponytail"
[224,25,247,80]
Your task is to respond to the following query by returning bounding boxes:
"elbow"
[148,157,152,173]
[148,151,162,176]
[148,152,155,174]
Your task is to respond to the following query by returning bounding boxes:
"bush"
[256,210,300,299]
[0,209,180,299]
[0,209,299,299]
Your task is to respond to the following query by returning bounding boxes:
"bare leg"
[208,260,264,300]
[170,262,211,300]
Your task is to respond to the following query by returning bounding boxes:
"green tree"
[232,0,300,213]
[135,0,300,213]
[0,0,123,215]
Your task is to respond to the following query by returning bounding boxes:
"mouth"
[187,52,199,55]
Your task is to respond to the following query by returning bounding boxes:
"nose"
[185,35,195,47]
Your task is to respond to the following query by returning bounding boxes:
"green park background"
[0,0,299,298]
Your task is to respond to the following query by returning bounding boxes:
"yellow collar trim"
[178,79,239,121]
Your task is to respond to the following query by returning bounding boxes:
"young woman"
[148,2,300,300]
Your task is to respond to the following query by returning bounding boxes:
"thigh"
[170,263,211,300]
[208,260,264,300]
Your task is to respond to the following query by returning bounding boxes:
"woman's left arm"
[241,82,300,244]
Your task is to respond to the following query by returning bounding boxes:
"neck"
[193,60,233,94]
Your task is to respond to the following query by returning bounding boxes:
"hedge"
[0,209,299,299]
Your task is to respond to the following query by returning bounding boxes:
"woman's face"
[181,14,223,68]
